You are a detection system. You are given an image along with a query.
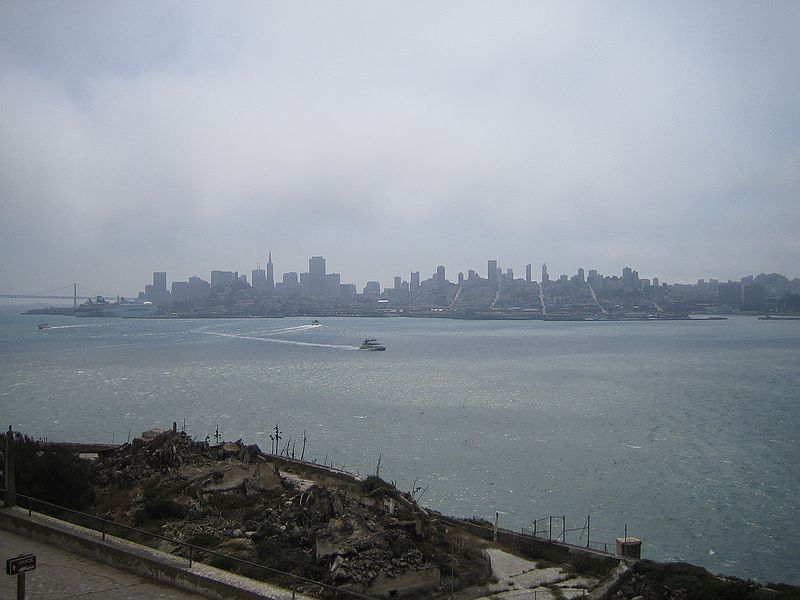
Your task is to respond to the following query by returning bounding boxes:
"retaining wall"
[0,506,306,600]
[437,515,627,576]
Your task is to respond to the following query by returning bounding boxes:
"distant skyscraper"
[309,256,326,297]
[171,281,189,303]
[458,272,464,285]
[252,266,267,289]
[300,272,311,296]
[340,283,357,298]
[488,260,497,283]
[435,265,446,288]
[326,273,341,298]
[622,267,641,292]
[148,273,169,305]
[266,252,274,288]
[211,270,236,288]
[577,267,585,283]
[153,272,167,293]
[283,272,299,288]
[410,271,420,292]
[188,276,211,299]
[541,263,549,283]
[394,276,402,290]
[526,264,532,283]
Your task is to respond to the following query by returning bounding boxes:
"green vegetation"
[609,561,800,600]
[358,473,391,494]
[255,535,328,582]
[134,484,188,524]
[1,433,94,509]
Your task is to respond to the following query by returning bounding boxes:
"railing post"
[28,494,32,516]
[189,546,193,568]
[586,515,590,548]
[102,520,106,540]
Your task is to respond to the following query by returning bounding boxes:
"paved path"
[0,528,211,599]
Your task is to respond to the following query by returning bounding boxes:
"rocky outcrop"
[600,560,799,600]
[90,430,480,598]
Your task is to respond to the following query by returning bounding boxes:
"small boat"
[360,338,386,351]
[37,322,49,330]
[311,319,320,325]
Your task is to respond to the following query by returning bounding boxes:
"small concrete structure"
[615,537,642,559]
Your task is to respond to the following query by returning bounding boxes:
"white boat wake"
[260,323,321,335]
[43,324,103,330]
[198,330,359,350]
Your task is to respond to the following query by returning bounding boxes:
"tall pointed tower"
[266,252,274,288]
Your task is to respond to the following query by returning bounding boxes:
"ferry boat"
[37,322,49,330]
[75,296,159,318]
[359,338,386,351]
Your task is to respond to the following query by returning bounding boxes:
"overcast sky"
[1,1,798,296]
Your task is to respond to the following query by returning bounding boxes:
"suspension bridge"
[0,284,118,306]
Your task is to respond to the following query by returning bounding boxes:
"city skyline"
[1,3,798,295]
[138,252,794,301]
[2,249,799,300]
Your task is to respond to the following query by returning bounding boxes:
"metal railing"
[1,488,374,599]
[521,515,615,555]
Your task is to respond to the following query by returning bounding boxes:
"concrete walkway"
[0,505,317,600]
[470,548,598,599]
[0,527,210,599]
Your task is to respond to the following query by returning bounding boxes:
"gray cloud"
[1,1,798,294]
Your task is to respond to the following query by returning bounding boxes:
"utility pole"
[270,424,282,454]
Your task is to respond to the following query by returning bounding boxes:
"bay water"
[1,307,797,584]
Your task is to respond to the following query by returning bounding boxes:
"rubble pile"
[90,430,490,597]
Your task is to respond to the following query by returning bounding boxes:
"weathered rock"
[90,430,490,598]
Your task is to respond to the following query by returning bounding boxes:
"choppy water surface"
[1,308,798,584]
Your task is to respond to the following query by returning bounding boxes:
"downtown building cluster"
[139,254,799,317]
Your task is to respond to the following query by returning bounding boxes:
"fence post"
[586,515,590,548]
[189,546,193,568]
[28,494,32,517]
[102,520,106,541]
